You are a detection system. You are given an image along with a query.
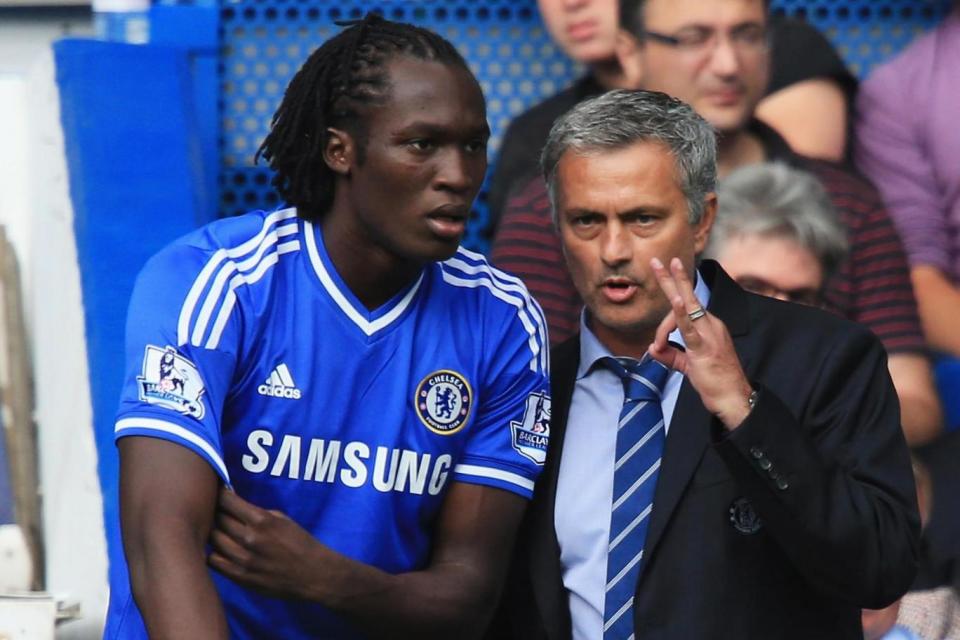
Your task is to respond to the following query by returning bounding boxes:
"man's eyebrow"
[398,121,490,137]
[561,206,667,217]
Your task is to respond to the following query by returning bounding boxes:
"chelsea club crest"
[511,392,551,465]
[137,345,206,419]
[415,370,472,435]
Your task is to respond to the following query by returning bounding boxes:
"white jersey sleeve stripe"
[453,464,535,492]
[443,255,549,372]
[115,417,231,483]
[190,223,298,347]
[177,208,297,346]
[204,240,300,349]
[439,270,543,373]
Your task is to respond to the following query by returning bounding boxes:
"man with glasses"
[492,0,943,446]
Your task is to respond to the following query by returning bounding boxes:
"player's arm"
[210,481,526,639]
[121,437,229,640]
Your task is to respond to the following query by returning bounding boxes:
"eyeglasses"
[642,24,770,58]
[734,275,822,307]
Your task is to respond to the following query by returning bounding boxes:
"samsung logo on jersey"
[241,429,452,496]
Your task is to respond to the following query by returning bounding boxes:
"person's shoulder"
[137,207,301,306]
[437,248,546,325]
[747,288,876,346]
[148,207,299,266]
[436,248,550,367]
[438,247,539,307]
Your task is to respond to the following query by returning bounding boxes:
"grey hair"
[541,89,717,225]
[704,162,848,278]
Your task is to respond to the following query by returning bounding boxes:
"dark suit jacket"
[490,261,920,640]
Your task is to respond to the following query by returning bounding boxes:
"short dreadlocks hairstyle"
[256,14,471,221]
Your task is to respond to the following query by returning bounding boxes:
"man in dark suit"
[490,89,919,639]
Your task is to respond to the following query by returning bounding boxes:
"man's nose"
[436,148,482,194]
[707,34,742,76]
[600,224,632,266]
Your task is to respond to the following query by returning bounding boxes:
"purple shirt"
[856,10,960,282]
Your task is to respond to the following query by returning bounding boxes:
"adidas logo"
[257,363,302,399]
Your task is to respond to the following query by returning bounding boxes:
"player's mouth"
[426,204,469,240]
[600,277,639,303]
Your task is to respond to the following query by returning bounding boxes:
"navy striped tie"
[602,356,670,639]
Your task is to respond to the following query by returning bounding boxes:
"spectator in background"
[492,0,943,446]
[703,162,941,446]
[703,163,847,311]
[855,4,960,429]
[484,0,629,237]
[485,1,854,239]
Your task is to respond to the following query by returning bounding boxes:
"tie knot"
[603,357,669,401]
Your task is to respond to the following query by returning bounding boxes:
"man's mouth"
[426,205,469,240]
[600,277,639,303]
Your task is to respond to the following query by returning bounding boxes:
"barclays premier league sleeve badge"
[511,392,550,465]
[137,345,206,419]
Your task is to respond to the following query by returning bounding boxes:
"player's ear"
[323,127,354,176]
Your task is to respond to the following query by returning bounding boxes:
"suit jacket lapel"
[639,261,751,570]
[528,336,580,640]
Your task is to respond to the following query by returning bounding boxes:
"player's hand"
[209,488,332,600]
[648,257,753,430]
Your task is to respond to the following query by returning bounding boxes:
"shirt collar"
[576,268,712,379]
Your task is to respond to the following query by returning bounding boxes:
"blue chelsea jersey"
[105,208,551,639]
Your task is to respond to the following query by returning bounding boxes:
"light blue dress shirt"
[555,272,711,640]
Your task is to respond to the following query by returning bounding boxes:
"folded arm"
[209,481,527,640]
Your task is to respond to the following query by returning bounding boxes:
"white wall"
[0,10,109,640]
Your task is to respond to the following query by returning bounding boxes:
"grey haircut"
[704,162,848,279]
[541,89,717,225]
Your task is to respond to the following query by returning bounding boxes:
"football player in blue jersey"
[110,14,550,640]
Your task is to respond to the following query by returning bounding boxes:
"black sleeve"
[714,324,920,608]
[767,15,858,101]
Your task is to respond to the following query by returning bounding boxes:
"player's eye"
[464,138,487,153]
[408,139,435,152]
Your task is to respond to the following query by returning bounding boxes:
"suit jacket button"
[759,458,772,471]
[776,477,789,491]
[750,446,763,459]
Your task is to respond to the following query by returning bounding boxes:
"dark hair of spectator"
[256,13,470,222]
[619,0,771,36]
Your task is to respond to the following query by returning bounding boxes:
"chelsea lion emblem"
[137,345,206,419]
[511,392,551,465]
[415,370,472,435]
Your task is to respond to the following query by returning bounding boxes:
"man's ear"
[615,30,645,90]
[323,127,354,176]
[693,192,717,255]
